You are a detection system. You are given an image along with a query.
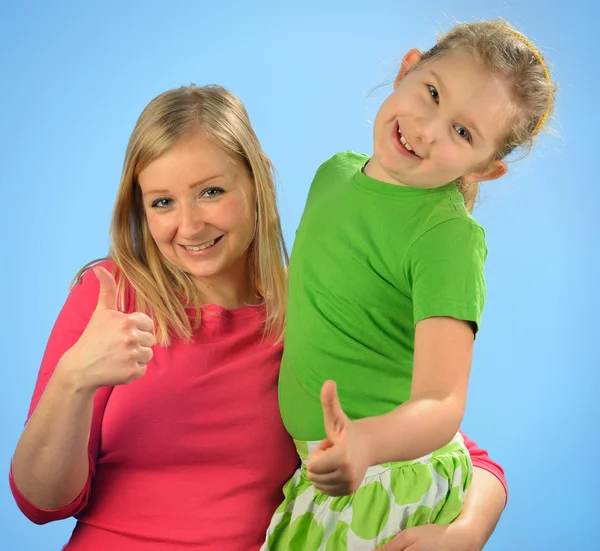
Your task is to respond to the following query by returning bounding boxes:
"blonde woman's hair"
[75,84,288,346]
[415,20,557,211]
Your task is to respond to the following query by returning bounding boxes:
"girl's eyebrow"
[430,70,448,97]
[462,116,484,143]
[430,70,484,143]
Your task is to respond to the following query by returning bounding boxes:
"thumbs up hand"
[94,264,119,312]
[59,266,155,391]
[305,381,371,496]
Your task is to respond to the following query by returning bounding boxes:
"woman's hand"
[378,523,481,551]
[59,266,155,390]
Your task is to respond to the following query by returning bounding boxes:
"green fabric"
[261,436,471,550]
[280,151,488,441]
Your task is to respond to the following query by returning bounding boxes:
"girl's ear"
[462,160,508,184]
[394,48,423,89]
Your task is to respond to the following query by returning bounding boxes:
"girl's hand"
[306,380,372,496]
[58,266,155,391]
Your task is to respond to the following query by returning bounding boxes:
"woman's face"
[138,129,257,298]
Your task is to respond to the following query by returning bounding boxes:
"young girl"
[263,21,555,550]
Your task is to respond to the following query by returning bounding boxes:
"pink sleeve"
[9,261,115,524]
[460,430,508,506]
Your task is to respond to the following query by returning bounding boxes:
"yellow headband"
[496,25,552,137]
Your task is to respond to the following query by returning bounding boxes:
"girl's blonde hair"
[416,21,557,211]
[75,84,288,346]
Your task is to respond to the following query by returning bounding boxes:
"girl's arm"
[356,316,473,464]
[306,316,474,495]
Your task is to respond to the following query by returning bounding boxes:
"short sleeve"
[406,218,487,332]
[460,430,508,507]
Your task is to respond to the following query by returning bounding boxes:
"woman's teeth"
[184,239,217,251]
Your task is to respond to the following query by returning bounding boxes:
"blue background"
[1,1,596,549]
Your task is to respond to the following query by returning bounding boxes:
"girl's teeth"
[399,135,413,152]
[185,239,216,251]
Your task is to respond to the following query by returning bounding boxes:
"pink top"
[10,260,507,550]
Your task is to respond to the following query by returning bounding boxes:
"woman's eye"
[428,85,440,103]
[151,198,172,209]
[201,187,225,199]
[454,124,471,142]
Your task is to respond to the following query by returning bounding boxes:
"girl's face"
[138,129,257,298]
[368,47,512,189]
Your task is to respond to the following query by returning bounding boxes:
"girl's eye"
[201,187,225,199]
[428,85,440,103]
[454,124,471,142]
[151,197,172,209]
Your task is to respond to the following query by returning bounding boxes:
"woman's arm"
[11,363,96,511]
[10,267,103,518]
[462,431,508,506]
[380,465,506,551]
[10,263,152,521]
[450,466,506,548]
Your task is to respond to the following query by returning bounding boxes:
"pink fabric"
[10,261,297,550]
[461,431,508,506]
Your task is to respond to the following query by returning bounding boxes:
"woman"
[10,84,506,550]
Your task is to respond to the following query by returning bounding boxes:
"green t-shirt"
[280,151,488,441]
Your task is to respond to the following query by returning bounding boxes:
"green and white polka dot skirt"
[261,432,471,551]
